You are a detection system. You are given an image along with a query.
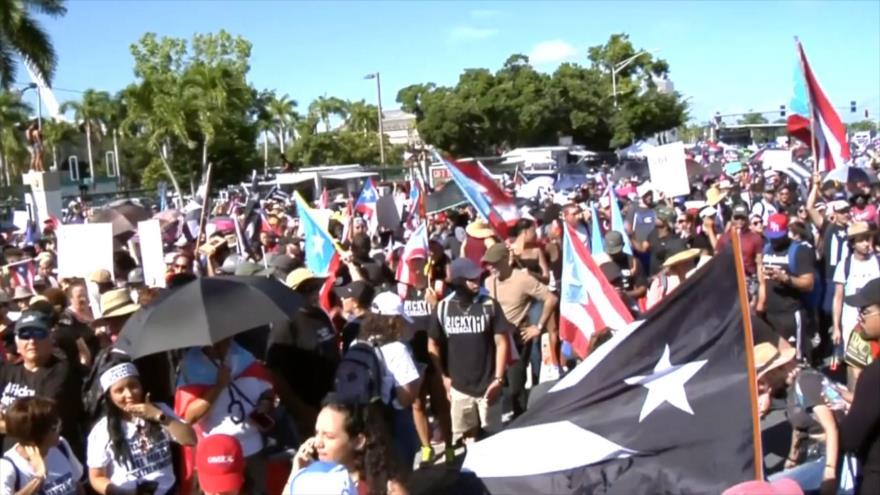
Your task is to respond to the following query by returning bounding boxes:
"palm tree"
[60,89,110,181]
[265,92,298,153]
[345,99,378,134]
[40,118,75,171]
[0,90,31,186]
[102,93,127,179]
[183,63,231,179]
[308,95,347,133]
[0,0,67,89]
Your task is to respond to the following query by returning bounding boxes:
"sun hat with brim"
[465,220,494,239]
[99,289,141,320]
[705,186,728,207]
[847,221,873,238]
[753,342,797,378]
[662,248,701,269]
[844,277,880,309]
[12,286,34,301]
[286,268,326,291]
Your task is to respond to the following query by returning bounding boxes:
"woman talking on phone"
[86,358,196,494]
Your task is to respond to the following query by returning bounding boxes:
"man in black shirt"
[0,312,84,457]
[428,258,513,444]
[841,279,880,495]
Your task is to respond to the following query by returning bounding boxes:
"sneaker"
[420,445,434,465]
[444,446,456,466]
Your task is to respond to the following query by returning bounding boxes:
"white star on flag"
[623,345,707,422]
[312,234,324,254]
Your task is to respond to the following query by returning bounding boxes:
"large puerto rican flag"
[432,151,519,238]
[354,178,380,234]
[295,191,342,310]
[787,38,850,171]
[560,223,633,358]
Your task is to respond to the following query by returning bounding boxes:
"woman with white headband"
[86,359,196,494]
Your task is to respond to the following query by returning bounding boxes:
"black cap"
[15,311,51,333]
[334,280,376,307]
[844,278,880,308]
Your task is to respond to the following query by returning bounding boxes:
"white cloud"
[529,40,578,64]
[448,26,499,42]
[470,9,501,18]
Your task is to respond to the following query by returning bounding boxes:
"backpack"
[763,240,822,308]
[333,340,386,405]
[1,440,72,491]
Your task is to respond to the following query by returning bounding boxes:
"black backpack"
[333,340,385,405]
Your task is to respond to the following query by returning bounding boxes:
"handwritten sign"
[138,220,167,288]
[646,142,690,197]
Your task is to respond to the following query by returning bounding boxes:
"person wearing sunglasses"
[0,311,85,458]
[0,397,85,495]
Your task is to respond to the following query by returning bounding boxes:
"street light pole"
[610,49,658,108]
[20,83,42,129]
[364,72,386,166]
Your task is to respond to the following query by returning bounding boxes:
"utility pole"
[364,72,386,166]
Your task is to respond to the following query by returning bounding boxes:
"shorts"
[450,386,501,441]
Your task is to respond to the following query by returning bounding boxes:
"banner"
[646,142,690,198]
[761,150,793,171]
[57,223,114,280]
[138,220,167,288]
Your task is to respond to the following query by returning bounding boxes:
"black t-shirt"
[646,229,687,276]
[428,293,514,396]
[840,359,880,478]
[609,254,647,292]
[54,310,99,373]
[403,285,433,365]
[341,318,362,355]
[688,232,714,255]
[785,368,845,435]
[822,223,850,278]
[266,307,339,409]
[0,354,84,455]
[763,242,814,314]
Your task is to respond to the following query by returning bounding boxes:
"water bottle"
[830,340,844,371]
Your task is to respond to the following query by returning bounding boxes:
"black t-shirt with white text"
[403,285,433,365]
[428,293,514,396]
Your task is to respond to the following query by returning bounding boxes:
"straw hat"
[754,342,796,378]
[12,286,34,301]
[847,221,873,238]
[465,220,494,239]
[662,248,701,269]
[285,268,326,291]
[705,186,728,207]
[99,289,141,320]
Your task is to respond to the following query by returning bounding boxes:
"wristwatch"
[154,413,168,424]
[494,376,504,384]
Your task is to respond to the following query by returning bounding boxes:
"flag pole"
[796,37,820,174]
[730,229,765,481]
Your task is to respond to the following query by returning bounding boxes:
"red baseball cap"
[764,213,789,240]
[196,434,245,494]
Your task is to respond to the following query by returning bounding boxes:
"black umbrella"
[116,276,304,359]
[90,202,151,236]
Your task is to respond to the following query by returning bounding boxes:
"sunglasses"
[751,220,762,226]
[16,327,49,341]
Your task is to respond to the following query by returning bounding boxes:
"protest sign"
[138,219,167,288]
[646,142,690,197]
[57,223,114,280]
[761,150,793,171]
[12,211,30,232]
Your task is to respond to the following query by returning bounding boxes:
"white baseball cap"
[370,291,413,323]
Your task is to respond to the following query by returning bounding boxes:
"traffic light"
[714,112,722,126]
[866,109,870,119]
[850,101,857,113]
[779,105,786,117]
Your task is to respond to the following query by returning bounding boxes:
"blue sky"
[16,0,880,124]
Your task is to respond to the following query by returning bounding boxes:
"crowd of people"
[0,141,878,495]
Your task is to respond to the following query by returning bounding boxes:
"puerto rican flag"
[433,151,519,238]
[396,223,429,297]
[405,177,426,229]
[354,178,379,234]
[560,224,634,358]
[787,38,850,171]
[174,342,274,495]
[295,192,341,311]
[10,260,36,289]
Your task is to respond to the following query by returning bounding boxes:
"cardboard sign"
[646,142,690,197]
[137,220,167,288]
[57,223,114,280]
[762,150,793,171]
[12,211,30,232]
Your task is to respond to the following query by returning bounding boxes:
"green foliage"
[398,34,687,154]
[847,120,878,134]
[0,0,67,88]
[737,112,768,125]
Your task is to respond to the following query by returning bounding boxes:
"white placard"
[646,141,690,197]
[12,211,30,232]
[761,150,793,171]
[137,220,167,288]
[57,223,114,280]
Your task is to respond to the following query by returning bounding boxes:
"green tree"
[847,120,877,134]
[737,112,768,125]
[264,91,298,152]
[40,118,76,171]
[60,89,111,180]
[0,0,67,88]
[0,90,30,185]
[344,99,378,134]
[308,96,347,133]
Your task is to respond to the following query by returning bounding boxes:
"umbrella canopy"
[91,202,151,236]
[115,276,304,359]
[824,165,871,186]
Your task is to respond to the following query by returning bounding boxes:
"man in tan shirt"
[482,243,558,418]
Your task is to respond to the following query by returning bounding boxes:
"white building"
[382,109,420,146]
